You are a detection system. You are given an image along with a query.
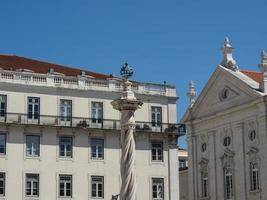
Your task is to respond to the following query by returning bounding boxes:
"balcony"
[0,113,185,136]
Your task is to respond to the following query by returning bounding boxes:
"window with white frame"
[0,95,6,118]
[91,138,104,160]
[0,172,5,197]
[179,159,187,169]
[0,134,6,155]
[59,136,73,158]
[91,176,104,198]
[224,167,233,200]
[250,162,260,191]
[91,102,103,124]
[25,173,39,197]
[28,97,40,120]
[59,175,72,197]
[152,178,164,200]
[26,135,40,157]
[151,106,162,127]
[201,172,209,198]
[60,99,72,122]
[151,142,163,162]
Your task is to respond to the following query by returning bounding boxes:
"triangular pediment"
[187,66,262,120]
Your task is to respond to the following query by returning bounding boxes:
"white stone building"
[0,55,181,200]
[182,38,267,200]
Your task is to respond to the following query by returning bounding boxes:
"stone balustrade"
[0,70,176,97]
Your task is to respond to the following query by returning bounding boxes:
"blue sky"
[0,1,267,148]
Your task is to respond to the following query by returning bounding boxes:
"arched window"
[250,162,260,191]
[224,167,233,200]
[201,171,208,198]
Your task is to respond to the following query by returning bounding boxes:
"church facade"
[182,38,267,200]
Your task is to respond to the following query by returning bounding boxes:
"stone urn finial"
[220,37,238,71]
[187,80,196,107]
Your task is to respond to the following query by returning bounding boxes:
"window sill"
[150,161,165,166]
[57,157,74,162]
[91,158,105,162]
[0,154,7,160]
[250,189,261,194]
[25,156,41,161]
[25,197,39,200]
[57,197,72,200]
[200,197,210,200]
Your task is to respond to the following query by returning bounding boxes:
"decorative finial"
[187,80,196,107]
[220,37,238,71]
[120,61,134,80]
[259,50,267,73]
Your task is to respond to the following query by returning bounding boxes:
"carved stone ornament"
[247,146,260,163]
[221,148,234,168]
[199,157,209,171]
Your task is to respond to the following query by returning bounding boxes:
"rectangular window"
[60,100,72,122]
[26,135,40,157]
[91,102,103,124]
[59,136,73,158]
[151,107,162,127]
[91,139,104,160]
[152,178,164,200]
[25,173,39,197]
[151,142,163,162]
[0,134,6,155]
[59,175,72,197]
[0,173,5,196]
[201,172,208,198]
[224,169,233,200]
[179,159,187,169]
[0,95,6,118]
[250,163,260,191]
[28,97,40,120]
[91,176,104,198]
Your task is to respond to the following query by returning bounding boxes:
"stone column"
[112,79,143,200]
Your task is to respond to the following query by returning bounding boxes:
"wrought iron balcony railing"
[0,112,185,136]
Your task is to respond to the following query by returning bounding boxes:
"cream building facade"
[0,55,181,200]
[182,38,267,200]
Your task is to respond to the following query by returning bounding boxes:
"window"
[201,143,207,152]
[223,136,231,147]
[151,107,162,127]
[59,136,73,158]
[0,134,6,155]
[91,139,104,160]
[219,88,229,101]
[0,95,6,118]
[224,168,233,200]
[25,174,39,197]
[60,100,72,122]
[59,175,72,197]
[250,163,260,191]
[91,102,103,124]
[179,159,187,169]
[201,172,208,198]
[91,176,104,198]
[152,178,164,200]
[26,135,40,157]
[28,97,40,120]
[0,173,5,196]
[249,130,256,141]
[151,142,163,162]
